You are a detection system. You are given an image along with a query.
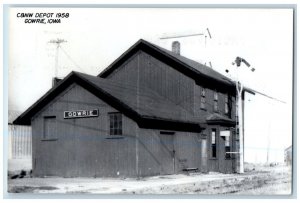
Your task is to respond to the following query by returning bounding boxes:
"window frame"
[225,94,229,115]
[42,116,58,141]
[200,88,206,110]
[211,129,217,159]
[108,112,123,136]
[213,91,219,112]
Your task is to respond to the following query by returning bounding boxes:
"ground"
[7,163,292,195]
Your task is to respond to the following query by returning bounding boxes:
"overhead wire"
[59,46,86,73]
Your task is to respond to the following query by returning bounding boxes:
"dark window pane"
[109,113,122,136]
[212,145,216,158]
[225,146,231,159]
[211,129,217,158]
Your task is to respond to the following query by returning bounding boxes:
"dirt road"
[7,165,291,195]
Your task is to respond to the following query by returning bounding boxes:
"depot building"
[14,39,253,177]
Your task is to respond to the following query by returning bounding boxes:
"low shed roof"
[13,71,203,132]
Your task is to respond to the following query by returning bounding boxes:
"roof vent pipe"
[172,41,180,55]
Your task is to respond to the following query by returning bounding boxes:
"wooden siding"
[8,125,32,159]
[206,126,235,173]
[28,48,237,176]
[139,52,195,114]
[100,50,237,174]
[107,51,195,117]
[194,85,236,121]
[106,50,236,123]
[137,129,201,176]
[32,84,138,177]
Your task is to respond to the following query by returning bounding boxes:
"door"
[219,130,233,173]
[42,117,58,176]
[159,133,175,175]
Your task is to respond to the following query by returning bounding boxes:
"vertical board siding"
[99,50,236,175]
[138,129,201,176]
[107,51,195,120]
[27,46,237,176]
[206,126,235,173]
[139,52,195,116]
[9,125,32,159]
[32,84,138,177]
[194,85,236,121]
[106,50,236,123]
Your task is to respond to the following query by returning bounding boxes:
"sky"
[7,7,294,163]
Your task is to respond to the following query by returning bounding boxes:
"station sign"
[64,109,99,119]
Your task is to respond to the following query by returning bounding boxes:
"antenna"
[49,38,67,77]
[160,33,204,40]
[206,28,212,39]
[159,28,213,67]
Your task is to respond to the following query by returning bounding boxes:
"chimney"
[52,77,62,87]
[172,41,180,55]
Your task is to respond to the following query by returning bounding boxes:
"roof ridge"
[98,39,235,89]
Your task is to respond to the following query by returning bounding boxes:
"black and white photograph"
[3,3,295,197]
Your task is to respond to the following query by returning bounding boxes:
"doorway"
[159,131,175,174]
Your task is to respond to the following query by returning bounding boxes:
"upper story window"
[200,88,206,109]
[109,112,122,136]
[225,95,229,115]
[213,91,218,112]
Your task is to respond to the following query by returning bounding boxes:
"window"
[225,136,231,159]
[43,116,56,139]
[225,95,229,115]
[214,91,218,112]
[200,88,206,109]
[109,112,122,136]
[211,129,217,158]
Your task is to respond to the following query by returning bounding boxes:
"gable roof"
[98,39,236,92]
[98,39,255,95]
[13,71,203,132]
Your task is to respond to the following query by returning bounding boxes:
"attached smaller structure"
[284,146,292,166]
[8,110,32,159]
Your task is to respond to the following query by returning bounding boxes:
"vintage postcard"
[4,4,294,197]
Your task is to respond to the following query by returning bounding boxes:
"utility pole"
[232,56,253,174]
[226,60,286,169]
[49,38,67,77]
